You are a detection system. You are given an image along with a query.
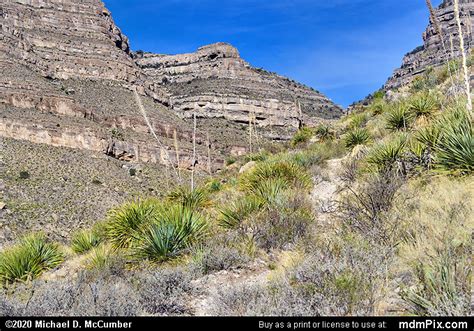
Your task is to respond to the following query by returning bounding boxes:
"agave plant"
[134,205,208,261]
[0,233,64,284]
[314,124,335,141]
[105,199,162,249]
[344,128,371,148]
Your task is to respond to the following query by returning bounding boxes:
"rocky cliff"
[385,0,473,90]
[135,43,343,136]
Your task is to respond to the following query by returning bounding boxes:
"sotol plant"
[71,230,102,254]
[0,234,64,284]
[344,128,371,148]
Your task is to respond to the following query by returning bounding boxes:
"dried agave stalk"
[453,0,472,112]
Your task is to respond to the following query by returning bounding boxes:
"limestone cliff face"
[385,0,473,90]
[134,43,344,133]
[0,0,343,168]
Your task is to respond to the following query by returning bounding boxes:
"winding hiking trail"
[188,157,345,315]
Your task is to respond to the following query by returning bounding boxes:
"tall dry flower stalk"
[191,112,197,191]
[173,129,181,181]
[453,0,472,112]
[133,87,180,181]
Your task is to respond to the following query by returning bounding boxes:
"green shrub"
[385,104,413,131]
[344,128,371,148]
[167,186,209,210]
[0,234,64,284]
[71,230,102,254]
[366,135,408,172]
[105,199,162,249]
[348,113,369,129]
[85,245,113,270]
[206,179,222,193]
[219,196,263,229]
[240,160,312,191]
[19,171,30,180]
[133,205,208,262]
[249,177,288,204]
[369,99,388,115]
[225,157,237,166]
[314,124,335,141]
[291,127,313,147]
[408,92,439,118]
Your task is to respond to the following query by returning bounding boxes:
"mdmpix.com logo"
[399,320,469,330]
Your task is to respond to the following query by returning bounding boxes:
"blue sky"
[103,0,442,107]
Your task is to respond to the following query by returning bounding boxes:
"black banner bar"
[0,317,472,331]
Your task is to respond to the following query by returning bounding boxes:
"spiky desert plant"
[314,124,335,141]
[134,205,208,262]
[408,92,439,118]
[348,113,369,129]
[366,135,408,172]
[0,234,64,284]
[85,244,113,270]
[219,195,264,229]
[415,125,442,150]
[71,229,102,254]
[344,128,371,148]
[240,160,312,191]
[385,104,414,131]
[249,177,289,204]
[105,199,162,249]
[167,186,210,211]
[434,112,473,173]
[369,99,388,116]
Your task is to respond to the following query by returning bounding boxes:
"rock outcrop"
[385,0,473,90]
[134,43,344,135]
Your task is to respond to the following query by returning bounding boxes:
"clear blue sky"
[103,0,442,107]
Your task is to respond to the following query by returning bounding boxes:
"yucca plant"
[344,128,371,148]
[408,92,439,118]
[385,103,413,131]
[219,195,264,229]
[0,233,64,284]
[71,229,102,254]
[105,199,162,249]
[369,99,388,115]
[167,186,210,210]
[434,116,473,173]
[240,160,312,191]
[249,177,288,204]
[348,113,369,129]
[134,205,208,262]
[85,244,113,270]
[366,135,408,173]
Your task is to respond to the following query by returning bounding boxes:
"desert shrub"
[85,245,114,270]
[71,229,102,254]
[314,124,335,141]
[240,160,312,192]
[338,171,405,244]
[219,195,263,229]
[291,127,313,147]
[135,267,194,315]
[344,128,371,148]
[19,171,30,180]
[250,190,314,250]
[408,92,439,118]
[385,103,413,131]
[348,113,369,129]
[288,140,345,168]
[249,177,288,204]
[190,234,251,275]
[133,205,208,262]
[244,151,270,162]
[167,186,210,210]
[105,199,162,249]
[0,234,64,285]
[210,234,391,316]
[366,134,408,173]
[225,156,237,166]
[206,179,222,193]
[369,99,388,115]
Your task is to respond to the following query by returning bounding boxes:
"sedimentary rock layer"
[135,43,344,134]
[385,0,473,90]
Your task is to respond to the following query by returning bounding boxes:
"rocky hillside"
[385,0,473,90]
[135,43,343,137]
